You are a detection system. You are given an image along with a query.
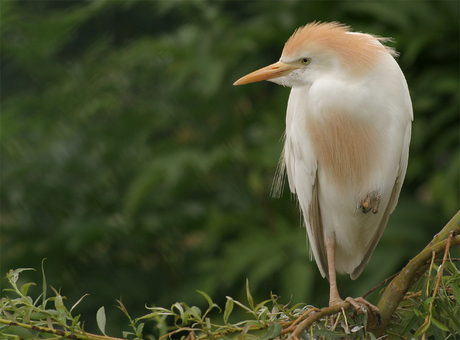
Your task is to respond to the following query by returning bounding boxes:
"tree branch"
[0,318,123,340]
[370,210,460,336]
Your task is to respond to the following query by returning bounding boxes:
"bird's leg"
[325,233,342,327]
[358,191,382,214]
[326,234,380,319]
[325,233,342,306]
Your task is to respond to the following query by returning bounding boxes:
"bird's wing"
[289,132,328,278]
[351,121,412,279]
[307,174,328,278]
[273,87,327,278]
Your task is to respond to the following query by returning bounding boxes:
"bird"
[233,22,412,310]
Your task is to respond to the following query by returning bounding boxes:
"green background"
[2,0,458,337]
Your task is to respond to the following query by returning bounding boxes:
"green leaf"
[3,310,16,322]
[96,306,107,336]
[441,302,460,332]
[70,294,89,314]
[10,325,37,339]
[223,297,234,324]
[196,289,220,317]
[413,308,423,317]
[41,258,47,308]
[189,306,202,320]
[54,300,67,322]
[400,311,423,336]
[413,315,431,338]
[431,322,447,340]
[431,317,450,332]
[258,306,269,322]
[246,278,254,310]
[258,322,282,340]
[423,297,435,310]
[172,302,190,324]
[232,299,255,314]
[7,268,35,285]
[47,317,53,329]
[196,290,214,309]
[71,314,81,328]
[116,298,131,320]
[136,322,144,334]
[29,312,48,320]
[368,332,378,340]
[51,287,68,323]
[20,282,36,296]
[254,299,272,312]
[285,302,307,314]
[451,280,460,303]
[123,331,135,338]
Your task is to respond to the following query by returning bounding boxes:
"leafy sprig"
[0,213,458,339]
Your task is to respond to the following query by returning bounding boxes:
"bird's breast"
[306,108,383,198]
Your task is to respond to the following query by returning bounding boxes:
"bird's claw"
[358,191,381,214]
[345,297,380,315]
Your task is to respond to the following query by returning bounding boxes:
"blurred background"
[1,0,458,337]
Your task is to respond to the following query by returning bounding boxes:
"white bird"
[234,22,412,308]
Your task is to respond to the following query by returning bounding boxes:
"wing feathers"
[308,177,327,278]
[351,123,411,279]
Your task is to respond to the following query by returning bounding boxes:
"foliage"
[1,0,459,337]
[1,249,459,340]
[1,215,459,339]
[389,259,460,339]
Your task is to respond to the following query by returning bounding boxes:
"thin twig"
[280,307,320,334]
[433,231,454,298]
[159,327,198,340]
[421,250,436,340]
[362,272,399,298]
[287,301,352,339]
[422,231,454,340]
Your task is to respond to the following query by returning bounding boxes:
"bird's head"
[234,22,396,88]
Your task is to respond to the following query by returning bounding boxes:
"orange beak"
[233,61,299,85]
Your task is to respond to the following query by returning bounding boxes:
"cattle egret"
[234,22,412,309]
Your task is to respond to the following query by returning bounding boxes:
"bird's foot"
[358,191,381,214]
[345,297,381,329]
[344,297,379,315]
[328,297,380,328]
[329,296,379,315]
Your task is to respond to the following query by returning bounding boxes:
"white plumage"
[234,22,412,307]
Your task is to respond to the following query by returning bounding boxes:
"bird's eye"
[301,58,311,65]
